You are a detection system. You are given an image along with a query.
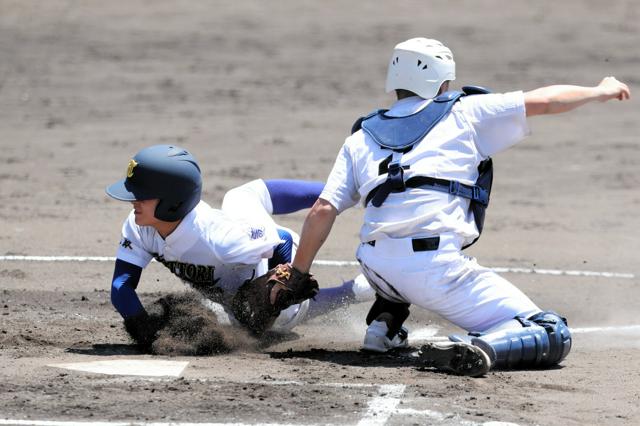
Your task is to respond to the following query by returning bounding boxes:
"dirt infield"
[1,1,639,425]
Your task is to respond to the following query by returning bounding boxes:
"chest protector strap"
[352,86,493,248]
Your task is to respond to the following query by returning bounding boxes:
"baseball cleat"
[418,342,491,377]
[362,320,409,353]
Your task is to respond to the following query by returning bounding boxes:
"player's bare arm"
[524,76,630,117]
[292,198,338,274]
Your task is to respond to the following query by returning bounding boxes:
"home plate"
[48,359,189,377]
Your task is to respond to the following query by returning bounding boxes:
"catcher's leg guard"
[470,311,572,369]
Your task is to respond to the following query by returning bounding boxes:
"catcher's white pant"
[356,233,540,333]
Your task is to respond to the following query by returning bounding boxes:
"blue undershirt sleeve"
[264,179,325,214]
[111,259,144,319]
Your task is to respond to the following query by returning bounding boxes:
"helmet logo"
[126,159,138,178]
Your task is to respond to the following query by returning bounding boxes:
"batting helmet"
[385,38,456,99]
[106,145,202,222]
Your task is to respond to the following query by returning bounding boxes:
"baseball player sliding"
[291,38,631,376]
[105,145,374,348]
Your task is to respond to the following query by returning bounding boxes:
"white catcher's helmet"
[385,38,456,99]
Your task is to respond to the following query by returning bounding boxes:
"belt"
[366,236,440,252]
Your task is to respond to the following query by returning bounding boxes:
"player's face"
[131,199,161,226]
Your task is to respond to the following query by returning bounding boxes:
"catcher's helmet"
[385,38,456,99]
[106,145,202,222]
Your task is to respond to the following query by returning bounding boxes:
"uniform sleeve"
[319,142,360,213]
[111,259,144,319]
[115,212,154,268]
[210,216,283,265]
[460,91,530,157]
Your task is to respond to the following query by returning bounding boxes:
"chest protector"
[351,86,493,249]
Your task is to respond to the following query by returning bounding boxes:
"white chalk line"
[0,380,515,426]
[353,384,515,426]
[358,384,405,426]
[0,255,634,279]
[570,324,640,334]
[411,324,640,342]
[4,374,518,426]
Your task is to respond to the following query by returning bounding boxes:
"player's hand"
[596,77,631,102]
[123,302,168,349]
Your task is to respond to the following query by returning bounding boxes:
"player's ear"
[438,81,450,95]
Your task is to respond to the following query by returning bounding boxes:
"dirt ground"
[1,1,639,425]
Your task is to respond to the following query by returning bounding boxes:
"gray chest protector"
[351,86,493,249]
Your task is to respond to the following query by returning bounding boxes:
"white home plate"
[48,359,189,377]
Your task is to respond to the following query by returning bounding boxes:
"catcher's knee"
[528,310,572,365]
[470,311,571,369]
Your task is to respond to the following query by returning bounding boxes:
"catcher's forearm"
[524,77,630,117]
[292,198,337,273]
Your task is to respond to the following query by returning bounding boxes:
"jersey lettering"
[249,226,265,240]
[153,254,219,287]
[120,238,133,250]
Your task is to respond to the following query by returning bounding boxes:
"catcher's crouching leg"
[470,311,572,369]
[231,264,319,335]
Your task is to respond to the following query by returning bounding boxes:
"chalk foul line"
[0,255,634,279]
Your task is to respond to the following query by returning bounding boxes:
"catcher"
[105,144,374,347]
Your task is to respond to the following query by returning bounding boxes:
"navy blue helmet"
[106,145,202,221]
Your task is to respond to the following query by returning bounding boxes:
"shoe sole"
[418,342,491,377]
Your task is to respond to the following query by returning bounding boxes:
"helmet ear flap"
[154,198,191,222]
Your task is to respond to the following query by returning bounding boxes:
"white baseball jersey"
[320,92,540,332]
[116,181,282,306]
[321,92,529,246]
[115,179,311,331]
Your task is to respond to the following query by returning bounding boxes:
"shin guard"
[471,311,572,369]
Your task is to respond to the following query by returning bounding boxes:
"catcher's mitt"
[231,263,319,335]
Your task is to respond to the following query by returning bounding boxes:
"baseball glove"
[231,263,319,335]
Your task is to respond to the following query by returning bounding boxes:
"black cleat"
[418,342,491,377]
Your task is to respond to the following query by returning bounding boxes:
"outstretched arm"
[111,259,144,318]
[291,198,338,273]
[111,259,165,348]
[524,77,630,117]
